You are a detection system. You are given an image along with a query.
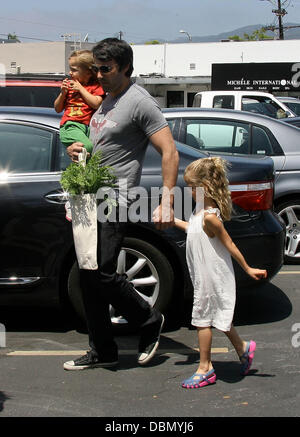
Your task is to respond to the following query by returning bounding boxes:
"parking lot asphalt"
[0,264,300,420]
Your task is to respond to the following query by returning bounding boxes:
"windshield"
[242,96,288,119]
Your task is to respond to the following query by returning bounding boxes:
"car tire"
[275,199,300,264]
[67,237,175,331]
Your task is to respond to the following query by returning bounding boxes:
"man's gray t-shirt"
[89,82,168,199]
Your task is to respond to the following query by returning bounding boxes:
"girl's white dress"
[186,207,236,332]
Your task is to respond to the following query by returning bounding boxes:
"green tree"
[229,28,272,41]
[244,28,272,40]
[145,40,161,45]
[7,33,20,42]
[228,35,243,41]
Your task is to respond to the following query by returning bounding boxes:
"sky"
[1,0,300,43]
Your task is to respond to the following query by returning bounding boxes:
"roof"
[2,74,63,87]
[2,80,61,87]
[0,106,61,128]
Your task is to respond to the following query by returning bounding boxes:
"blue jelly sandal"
[240,340,256,376]
[181,368,216,389]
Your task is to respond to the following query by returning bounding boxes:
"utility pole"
[260,0,288,39]
[61,33,82,50]
[118,31,123,40]
[272,0,287,39]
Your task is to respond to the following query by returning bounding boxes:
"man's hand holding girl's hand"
[152,201,175,230]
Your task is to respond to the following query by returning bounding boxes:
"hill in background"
[143,23,300,44]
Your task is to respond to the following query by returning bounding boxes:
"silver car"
[163,107,300,264]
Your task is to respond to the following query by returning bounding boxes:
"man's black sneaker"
[138,313,165,366]
[63,351,118,371]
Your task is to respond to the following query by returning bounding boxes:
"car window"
[284,101,300,116]
[58,140,72,170]
[252,125,274,155]
[183,119,250,153]
[0,123,53,173]
[242,96,287,119]
[212,95,234,109]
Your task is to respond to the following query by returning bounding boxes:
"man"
[64,38,179,370]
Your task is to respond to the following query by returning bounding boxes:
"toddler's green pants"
[59,121,93,154]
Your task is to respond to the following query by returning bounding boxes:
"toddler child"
[54,50,105,154]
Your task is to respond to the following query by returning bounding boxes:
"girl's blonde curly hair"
[184,157,232,221]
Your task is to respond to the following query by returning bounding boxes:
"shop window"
[167,91,184,108]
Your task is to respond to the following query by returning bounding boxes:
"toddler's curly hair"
[69,50,97,81]
[184,157,232,221]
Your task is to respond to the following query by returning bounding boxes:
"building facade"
[0,39,300,107]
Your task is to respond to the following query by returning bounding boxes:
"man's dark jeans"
[79,220,155,361]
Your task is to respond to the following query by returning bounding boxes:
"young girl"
[174,157,267,389]
[54,50,105,154]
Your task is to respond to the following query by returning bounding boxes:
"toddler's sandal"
[240,340,256,376]
[182,368,216,389]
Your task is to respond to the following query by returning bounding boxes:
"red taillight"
[230,181,273,211]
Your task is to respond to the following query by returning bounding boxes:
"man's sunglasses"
[91,64,115,74]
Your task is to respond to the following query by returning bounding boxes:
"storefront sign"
[212,63,300,91]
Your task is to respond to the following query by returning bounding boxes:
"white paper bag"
[69,193,98,270]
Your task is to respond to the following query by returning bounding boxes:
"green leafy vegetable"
[60,151,116,195]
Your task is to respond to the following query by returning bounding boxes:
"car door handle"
[44,190,69,204]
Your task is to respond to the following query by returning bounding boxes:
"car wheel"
[67,237,175,330]
[276,200,300,264]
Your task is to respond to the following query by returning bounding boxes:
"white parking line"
[6,350,87,356]
[5,347,228,356]
[278,271,300,274]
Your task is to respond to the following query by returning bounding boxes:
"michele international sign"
[212,62,300,91]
